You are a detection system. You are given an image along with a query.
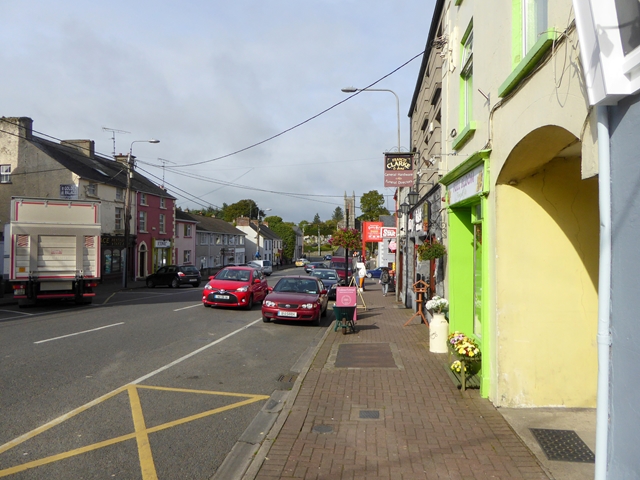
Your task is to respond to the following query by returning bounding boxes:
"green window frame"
[454,19,476,151]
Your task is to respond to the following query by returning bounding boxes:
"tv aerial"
[102,127,130,156]
[157,158,177,187]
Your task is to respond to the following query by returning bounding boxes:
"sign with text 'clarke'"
[363,222,384,242]
[384,153,414,187]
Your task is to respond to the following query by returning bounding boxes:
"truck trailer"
[3,197,101,307]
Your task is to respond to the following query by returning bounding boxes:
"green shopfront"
[439,150,491,396]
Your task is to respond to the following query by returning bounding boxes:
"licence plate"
[214,294,230,299]
[189,279,197,282]
[277,311,297,318]
[14,288,25,296]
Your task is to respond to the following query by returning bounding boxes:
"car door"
[164,266,178,286]
[250,270,267,300]
[154,266,168,284]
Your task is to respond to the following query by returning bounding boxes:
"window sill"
[499,31,558,98]
[452,121,477,151]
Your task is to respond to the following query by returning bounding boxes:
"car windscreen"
[274,278,319,294]
[263,261,272,266]
[216,269,250,281]
[182,266,199,273]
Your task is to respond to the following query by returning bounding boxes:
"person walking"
[380,267,391,296]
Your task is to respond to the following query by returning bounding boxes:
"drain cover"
[335,343,397,368]
[530,428,595,463]
[312,425,333,434]
[359,410,380,419]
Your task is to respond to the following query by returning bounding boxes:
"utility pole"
[318,225,321,257]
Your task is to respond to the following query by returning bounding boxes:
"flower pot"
[429,312,448,353]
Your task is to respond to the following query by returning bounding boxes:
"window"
[115,207,124,230]
[115,188,124,201]
[522,0,547,57]
[200,233,209,245]
[183,250,191,264]
[215,235,222,245]
[461,28,473,126]
[1,165,11,183]
[140,193,147,205]
[184,224,192,237]
[139,211,147,232]
[159,214,166,234]
[239,236,244,245]
[160,197,166,209]
[86,183,98,196]
[223,235,228,245]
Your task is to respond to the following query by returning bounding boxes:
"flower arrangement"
[417,240,447,261]
[329,228,362,252]
[425,295,449,314]
[448,331,481,374]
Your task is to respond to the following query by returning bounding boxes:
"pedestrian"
[380,267,391,296]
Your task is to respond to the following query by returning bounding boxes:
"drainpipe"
[595,105,611,480]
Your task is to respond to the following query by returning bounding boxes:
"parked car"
[251,259,273,275]
[323,254,332,261]
[366,267,386,279]
[146,265,201,288]
[202,266,268,309]
[304,261,327,273]
[329,257,353,283]
[309,268,342,300]
[262,275,328,325]
[295,258,310,267]
[247,261,264,273]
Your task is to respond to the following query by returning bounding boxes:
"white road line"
[131,318,262,385]
[34,322,125,344]
[173,304,203,311]
[0,309,33,316]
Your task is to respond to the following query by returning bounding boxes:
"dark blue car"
[366,267,385,279]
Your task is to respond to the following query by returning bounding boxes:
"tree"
[221,199,263,222]
[359,190,390,221]
[331,207,344,222]
[312,213,321,225]
[270,222,297,262]
[263,215,283,225]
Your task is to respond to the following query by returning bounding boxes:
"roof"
[29,136,175,199]
[175,209,198,224]
[179,211,247,236]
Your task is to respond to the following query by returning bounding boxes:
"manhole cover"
[335,343,397,368]
[312,425,333,434]
[530,428,595,463]
[277,373,298,384]
[359,410,380,419]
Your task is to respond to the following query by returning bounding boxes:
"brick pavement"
[252,282,551,480]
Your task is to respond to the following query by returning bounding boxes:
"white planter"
[429,312,449,353]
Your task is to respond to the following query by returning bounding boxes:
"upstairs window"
[159,214,166,234]
[139,211,147,232]
[1,165,12,183]
[86,183,98,197]
[115,187,124,201]
[461,27,474,126]
[115,207,123,230]
[184,224,192,237]
[522,0,548,57]
[140,193,147,206]
[160,197,166,209]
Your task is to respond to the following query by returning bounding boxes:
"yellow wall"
[496,157,599,407]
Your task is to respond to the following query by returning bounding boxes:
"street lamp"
[399,191,419,307]
[341,86,401,153]
[123,139,160,288]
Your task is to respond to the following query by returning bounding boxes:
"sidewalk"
[242,282,596,480]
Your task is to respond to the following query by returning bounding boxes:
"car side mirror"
[209,276,215,280]
[267,286,273,292]
[321,289,327,295]
[254,278,261,284]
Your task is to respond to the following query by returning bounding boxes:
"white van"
[252,260,272,276]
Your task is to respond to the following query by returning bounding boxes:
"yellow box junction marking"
[0,385,270,479]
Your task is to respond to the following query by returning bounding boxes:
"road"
[0,268,330,479]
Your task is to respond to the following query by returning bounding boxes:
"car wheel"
[171,277,179,288]
[262,316,270,323]
[366,273,372,278]
[146,278,155,288]
[246,294,254,310]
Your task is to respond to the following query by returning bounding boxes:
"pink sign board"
[336,287,357,307]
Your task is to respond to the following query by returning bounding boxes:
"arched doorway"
[138,243,148,278]
[495,126,599,407]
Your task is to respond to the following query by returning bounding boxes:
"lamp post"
[123,139,160,288]
[341,87,401,153]
[398,190,418,307]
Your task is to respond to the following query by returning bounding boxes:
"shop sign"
[448,165,484,204]
[155,239,171,248]
[384,153,414,187]
[363,222,384,242]
[59,184,78,199]
[101,235,125,247]
[382,227,397,238]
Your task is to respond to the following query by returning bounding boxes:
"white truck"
[3,197,101,307]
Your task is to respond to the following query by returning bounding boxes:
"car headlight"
[237,286,249,292]
[204,284,213,290]
[301,303,314,309]
[264,300,276,307]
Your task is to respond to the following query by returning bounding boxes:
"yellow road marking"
[128,385,158,480]
[0,386,270,478]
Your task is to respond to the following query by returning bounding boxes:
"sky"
[2,1,435,224]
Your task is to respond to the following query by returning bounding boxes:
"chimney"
[115,153,134,165]
[236,217,250,227]
[61,139,95,158]
[1,116,33,140]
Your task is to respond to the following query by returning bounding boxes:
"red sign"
[363,222,384,242]
[382,227,397,238]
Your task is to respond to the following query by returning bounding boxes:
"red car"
[261,275,328,325]
[202,266,268,309]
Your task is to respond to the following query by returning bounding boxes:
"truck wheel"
[171,278,179,288]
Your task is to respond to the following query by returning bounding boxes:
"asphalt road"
[0,268,331,479]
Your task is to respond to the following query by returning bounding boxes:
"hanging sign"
[363,222,384,242]
[384,153,414,187]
